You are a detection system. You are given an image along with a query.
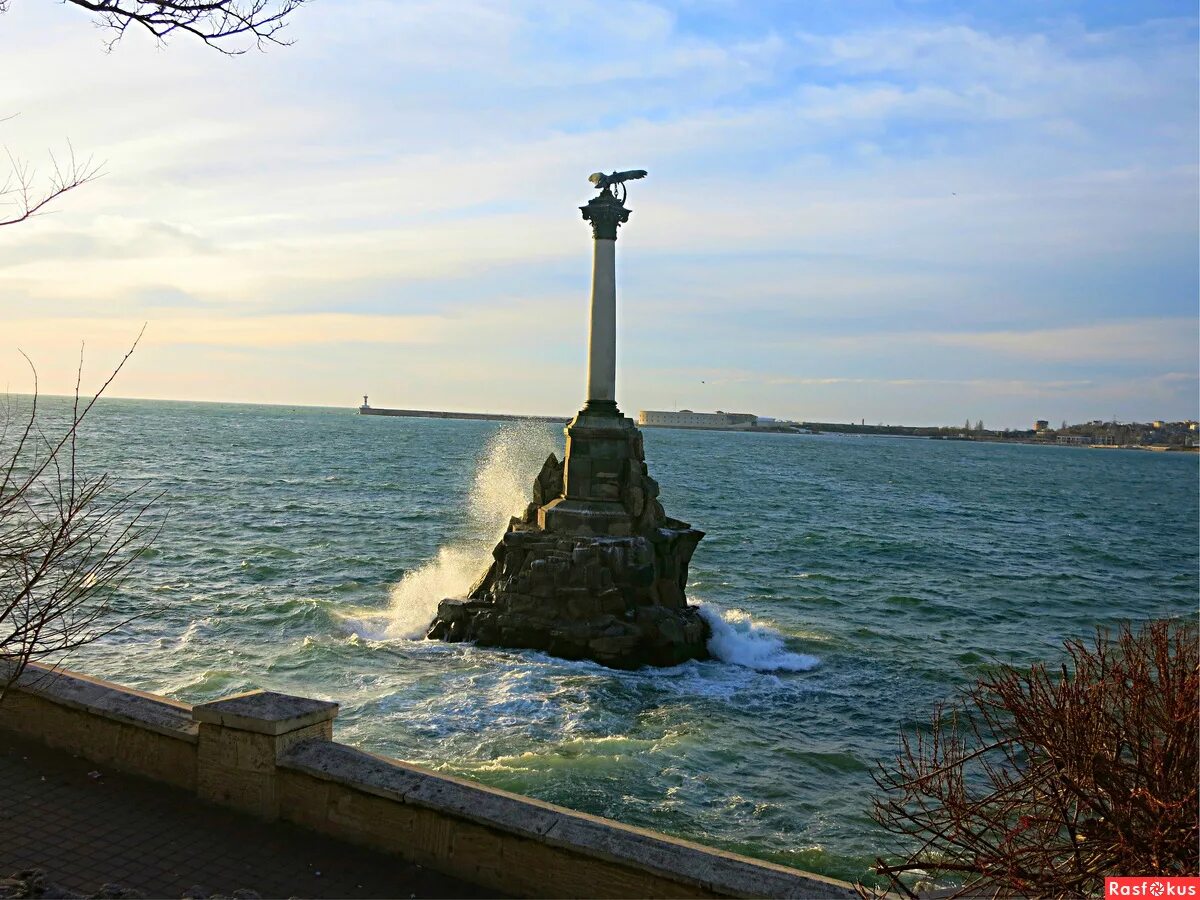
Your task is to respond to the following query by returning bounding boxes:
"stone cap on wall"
[1,661,197,743]
[282,738,858,899]
[193,690,338,736]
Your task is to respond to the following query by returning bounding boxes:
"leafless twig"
[0,140,102,228]
[63,0,309,54]
[1,336,161,701]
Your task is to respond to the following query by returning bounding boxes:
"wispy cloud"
[922,318,1198,363]
[3,313,447,348]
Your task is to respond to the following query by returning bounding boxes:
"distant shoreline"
[929,435,1199,452]
[358,406,1197,450]
[14,395,1195,447]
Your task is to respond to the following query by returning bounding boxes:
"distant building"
[1056,434,1088,445]
[1034,419,1050,432]
[638,410,757,430]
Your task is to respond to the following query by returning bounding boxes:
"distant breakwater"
[360,406,570,424]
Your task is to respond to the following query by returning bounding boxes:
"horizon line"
[4,391,1191,431]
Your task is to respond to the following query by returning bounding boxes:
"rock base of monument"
[427,408,710,669]
[428,525,707,669]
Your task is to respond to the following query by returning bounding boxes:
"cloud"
[921,318,1199,363]
[4,312,447,349]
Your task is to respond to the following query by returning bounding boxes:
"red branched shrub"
[871,619,1199,898]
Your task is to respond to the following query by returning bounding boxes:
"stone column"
[427,175,711,667]
[538,190,636,536]
[586,237,617,406]
[580,191,629,414]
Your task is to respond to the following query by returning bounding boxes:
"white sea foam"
[380,421,558,639]
[698,605,820,672]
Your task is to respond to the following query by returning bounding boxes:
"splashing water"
[381,421,559,639]
[699,605,820,672]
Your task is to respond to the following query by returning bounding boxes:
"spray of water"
[382,421,560,639]
[699,605,820,672]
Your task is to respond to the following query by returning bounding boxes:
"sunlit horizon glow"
[2,1,1197,428]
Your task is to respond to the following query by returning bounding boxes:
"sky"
[1,0,1197,427]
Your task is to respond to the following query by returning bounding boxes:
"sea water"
[22,398,1199,883]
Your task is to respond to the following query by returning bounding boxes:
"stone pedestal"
[538,406,644,537]
[427,405,709,669]
[194,690,338,819]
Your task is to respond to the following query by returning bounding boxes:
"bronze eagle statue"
[588,169,647,191]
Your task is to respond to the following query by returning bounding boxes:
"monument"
[427,171,710,668]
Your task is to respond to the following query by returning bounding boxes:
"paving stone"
[0,733,495,900]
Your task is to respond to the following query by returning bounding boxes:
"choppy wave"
[699,605,820,672]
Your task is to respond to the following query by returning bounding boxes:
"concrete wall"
[0,661,857,899]
[0,663,198,790]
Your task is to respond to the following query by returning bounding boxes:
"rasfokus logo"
[1107,878,1200,897]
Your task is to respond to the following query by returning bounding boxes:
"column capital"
[581,191,630,240]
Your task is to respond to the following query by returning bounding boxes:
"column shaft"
[586,237,617,404]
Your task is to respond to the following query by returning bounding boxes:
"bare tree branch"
[61,0,309,54]
[0,0,305,230]
[1,339,162,702]
[0,140,102,228]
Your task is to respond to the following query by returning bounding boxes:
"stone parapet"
[0,662,859,898]
[0,660,198,790]
[1,660,196,741]
[280,738,857,899]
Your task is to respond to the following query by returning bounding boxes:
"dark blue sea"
[45,399,1200,883]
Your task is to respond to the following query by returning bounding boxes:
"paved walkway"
[0,732,495,899]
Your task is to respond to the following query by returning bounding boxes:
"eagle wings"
[588,169,648,190]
